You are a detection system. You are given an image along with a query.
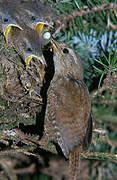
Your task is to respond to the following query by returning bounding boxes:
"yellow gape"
[34,22,45,34]
[25,55,46,82]
[34,22,52,35]
[25,55,44,69]
[4,24,23,43]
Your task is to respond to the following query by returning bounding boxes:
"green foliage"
[93,49,117,88]
[52,0,117,89]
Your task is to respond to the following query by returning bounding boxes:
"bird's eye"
[3,18,8,22]
[27,47,32,52]
[63,48,69,54]
[31,16,36,21]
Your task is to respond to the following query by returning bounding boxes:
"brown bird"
[44,41,92,180]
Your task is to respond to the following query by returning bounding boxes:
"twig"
[55,3,117,33]
[0,149,29,161]
[81,152,117,161]
[10,148,117,162]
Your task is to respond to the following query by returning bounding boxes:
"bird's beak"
[51,39,61,52]
[34,22,45,34]
[25,54,46,70]
[4,24,23,43]
[34,22,52,34]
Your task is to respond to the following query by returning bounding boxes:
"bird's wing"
[47,76,91,158]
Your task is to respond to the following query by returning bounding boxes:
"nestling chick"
[0,4,22,42]
[8,25,46,81]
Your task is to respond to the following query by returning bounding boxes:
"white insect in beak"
[43,31,51,40]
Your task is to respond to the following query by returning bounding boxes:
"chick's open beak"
[25,54,46,70]
[4,24,23,43]
[34,22,52,34]
[25,55,46,82]
[34,22,45,34]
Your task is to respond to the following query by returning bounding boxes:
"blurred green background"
[1,0,117,179]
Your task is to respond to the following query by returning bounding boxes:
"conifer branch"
[81,152,117,161]
[55,3,117,32]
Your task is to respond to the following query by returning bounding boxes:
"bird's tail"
[69,146,82,180]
